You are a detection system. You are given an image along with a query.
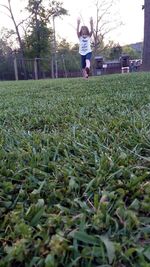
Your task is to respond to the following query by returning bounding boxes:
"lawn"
[0,73,150,267]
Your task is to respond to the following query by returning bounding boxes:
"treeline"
[0,0,141,80]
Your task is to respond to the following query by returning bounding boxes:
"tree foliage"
[122,45,141,59]
[57,39,80,73]
[109,44,122,60]
[24,0,67,58]
[0,29,14,80]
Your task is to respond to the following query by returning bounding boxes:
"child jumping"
[77,17,93,79]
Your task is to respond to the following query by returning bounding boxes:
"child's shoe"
[85,67,90,76]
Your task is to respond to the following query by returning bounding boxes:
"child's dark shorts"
[81,52,92,68]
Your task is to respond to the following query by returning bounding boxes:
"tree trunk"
[8,0,27,79]
[142,0,150,71]
[34,1,43,79]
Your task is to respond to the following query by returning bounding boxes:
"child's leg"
[86,59,91,69]
[81,55,87,78]
[85,60,90,76]
[85,52,92,76]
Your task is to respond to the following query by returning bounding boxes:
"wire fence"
[0,55,142,81]
[0,57,15,81]
[0,53,82,81]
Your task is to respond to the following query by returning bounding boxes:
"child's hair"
[79,26,90,36]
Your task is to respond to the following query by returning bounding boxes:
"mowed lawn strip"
[0,73,150,267]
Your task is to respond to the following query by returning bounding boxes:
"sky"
[0,0,144,46]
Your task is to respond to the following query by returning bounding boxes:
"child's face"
[81,27,88,37]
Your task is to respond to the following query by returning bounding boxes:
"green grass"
[0,73,150,267]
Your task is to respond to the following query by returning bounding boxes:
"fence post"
[51,56,54,78]
[34,58,38,80]
[14,56,18,81]
[61,54,67,78]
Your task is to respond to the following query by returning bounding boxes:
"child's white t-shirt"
[79,36,92,55]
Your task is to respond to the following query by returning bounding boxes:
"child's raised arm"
[77,18,81,38]
[89,17,94,37]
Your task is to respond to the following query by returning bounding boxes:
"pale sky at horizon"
[0,0,144,46]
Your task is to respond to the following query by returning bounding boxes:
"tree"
[57,39,80,76]
[0,31,14,80]
[47,0,68,78]
[26,1,49,58]
[142,0,150,70]
[25,0,68,78]
[122,45,141,60]
[87,0,121,72]
[109,44,122,60]
[0,0,27,79]
[24,24,52,58]
[25,1,52,59]
[91,0,121,56]
[0,27,16,50]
